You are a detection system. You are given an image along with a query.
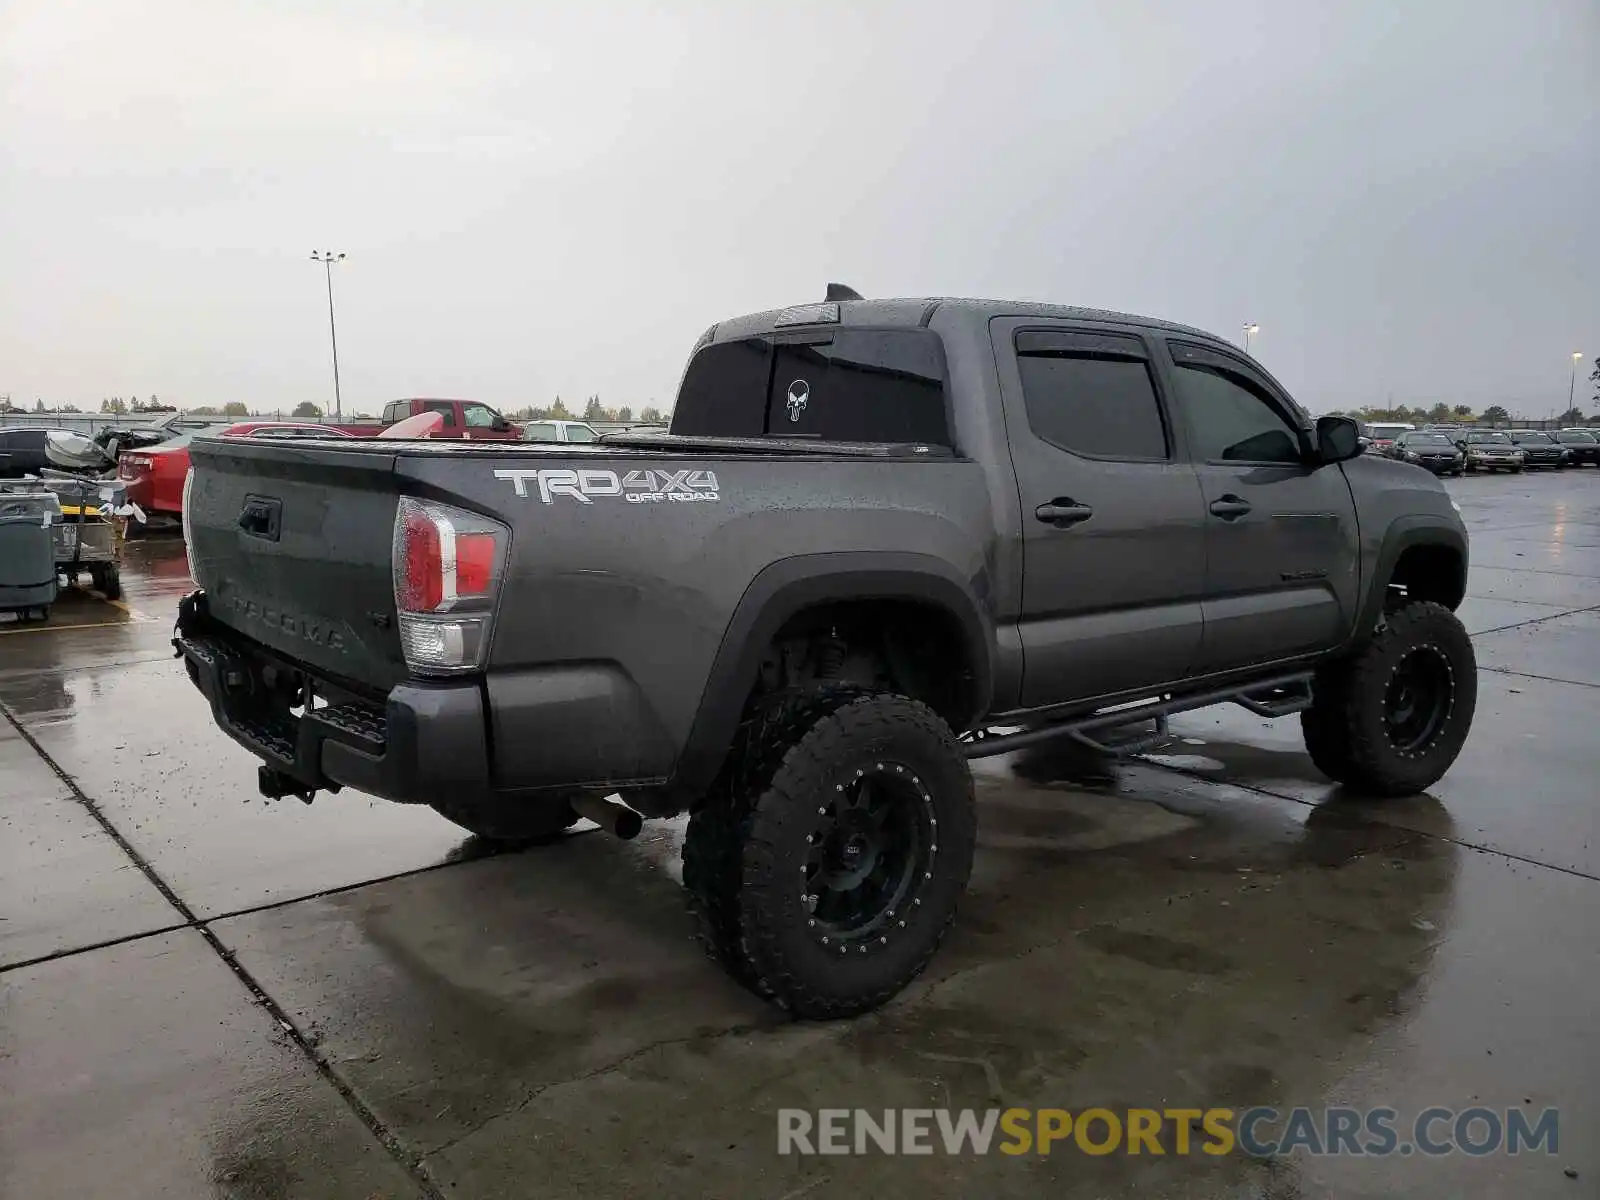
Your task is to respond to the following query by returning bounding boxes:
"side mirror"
[491,415,510,432]
[1315,415,1362,464]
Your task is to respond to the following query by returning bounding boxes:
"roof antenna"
[825,282,864,302]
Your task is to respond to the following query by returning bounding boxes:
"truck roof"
[708,296,1225,347]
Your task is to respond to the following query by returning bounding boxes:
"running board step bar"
[962,671,1315,760]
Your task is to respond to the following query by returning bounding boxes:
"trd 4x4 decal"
[494,467,720,504]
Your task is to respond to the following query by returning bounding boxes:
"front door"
[1162,340,1359,673]
[461,402,501,440]
[992,319,1210,709]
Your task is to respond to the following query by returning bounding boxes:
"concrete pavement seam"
[0,699,447,1200]
[1478,665,1600,690]
[418,1018,784,1167]
[0,921,191,975]
[1468,601,1600,638]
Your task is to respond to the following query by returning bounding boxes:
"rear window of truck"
[672,329,951,446]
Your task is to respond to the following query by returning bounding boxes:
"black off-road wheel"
[1300,601,1476,797]
[429,795,579,846]
[683,689,977,1019]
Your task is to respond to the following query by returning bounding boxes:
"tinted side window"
[1014,335,1167,460]
[524,422,557,441]
[423,401,457,428]
[672,338,772,437]
[673,329,951,444]
[1173,362,1302,463]
[382,402,401,424]
[767,330,950,445]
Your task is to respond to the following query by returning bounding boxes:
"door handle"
[1208,495,1252,520]
[1035,499,1094,527]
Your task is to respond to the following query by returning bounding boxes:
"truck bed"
[182,435,993,786]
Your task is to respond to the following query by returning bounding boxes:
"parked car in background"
[1458,431,1524,474]
[1505,430,1566,470]
[119,421,351,514]
[0,427,75,478]
[368,399,523,440]
[1553,429,1599,467]
[221,422,356,441]
[1363,422,1413,456]
[1391,430,1465,475]
[522,419,599,443]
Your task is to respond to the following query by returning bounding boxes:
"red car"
[118,422,352,515]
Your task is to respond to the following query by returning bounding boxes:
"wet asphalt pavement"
[2,473,1597,1199]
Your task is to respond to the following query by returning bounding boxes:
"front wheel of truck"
[1300,601,1477,797]
[683,690,976,1018]
[428,795,579,846]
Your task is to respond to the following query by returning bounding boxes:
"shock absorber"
[815,628,847,680]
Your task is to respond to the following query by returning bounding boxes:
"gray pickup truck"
[175,290,1475,1017]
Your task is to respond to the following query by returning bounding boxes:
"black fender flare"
[1351,517,1469,642]
[665,552,994,802]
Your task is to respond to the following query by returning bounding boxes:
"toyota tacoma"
[174,289,1476,1017]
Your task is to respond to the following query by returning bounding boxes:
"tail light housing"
[181,467,197,581]
[392,497,509,673]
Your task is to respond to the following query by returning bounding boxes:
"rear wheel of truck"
[1300,601,1476,797]
[683,690,976,1019]
[428,795,579,846]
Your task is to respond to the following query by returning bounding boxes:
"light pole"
[1570,352,1583,424]
[1243,323,1259,355]
[310,251,346,419]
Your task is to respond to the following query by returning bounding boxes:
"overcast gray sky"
[2,0,1595,417]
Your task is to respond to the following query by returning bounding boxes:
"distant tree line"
[98,396,178,414]
[1325,402,1595,427]
[510,395,667,425]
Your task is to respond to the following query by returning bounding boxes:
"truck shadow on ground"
[208,754,1460,1197]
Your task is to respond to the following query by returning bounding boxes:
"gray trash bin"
[0,491,62,620]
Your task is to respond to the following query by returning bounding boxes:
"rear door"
[991,318,1208,708]
[421,401,460,438]
[1161,340,1358,672]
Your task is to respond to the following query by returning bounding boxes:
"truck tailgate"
[186,438,407,691]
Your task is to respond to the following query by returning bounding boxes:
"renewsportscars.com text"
[777,1106,1560,1158]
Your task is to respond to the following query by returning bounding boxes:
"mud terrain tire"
[1300,601,1476,797]
[683,690,976,1018]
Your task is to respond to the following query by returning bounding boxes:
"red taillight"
[391,498,509,674]
[398,508,444,612]
[455,533,497,597]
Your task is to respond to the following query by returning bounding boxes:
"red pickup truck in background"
[334,398,524,440]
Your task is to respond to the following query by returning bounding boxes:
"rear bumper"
[175,594,487,803]
[172,591,674,804]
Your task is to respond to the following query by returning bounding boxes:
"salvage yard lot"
[3,473,1597,1199]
